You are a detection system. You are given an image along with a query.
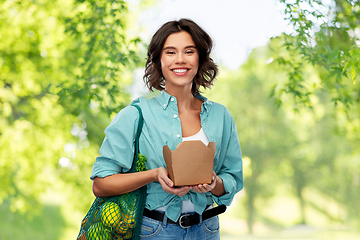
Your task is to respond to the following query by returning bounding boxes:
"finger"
[158,177,174,192]
[193,184,206,193]
[160,182,191,196]
[193,183,213,193]
[164,178,174,188]
[175,187,192,197]
[170,186,192,197]
[157,168,174,188]
[192,189,200,193]
[201,184,212,192]
[210,176,216,188]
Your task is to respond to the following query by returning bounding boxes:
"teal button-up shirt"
[91,90,243,222]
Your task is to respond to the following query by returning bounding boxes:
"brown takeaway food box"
[163,141,216,186]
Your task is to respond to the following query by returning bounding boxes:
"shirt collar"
[194,93,212,113]
[155,90,173,110]
[156,90,212,112]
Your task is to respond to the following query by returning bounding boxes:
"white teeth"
[172,69,187,73]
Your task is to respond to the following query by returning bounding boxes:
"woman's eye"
[167,51,175,55]
[186,51,194,54]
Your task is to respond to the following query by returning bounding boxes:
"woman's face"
[160,31,199,93]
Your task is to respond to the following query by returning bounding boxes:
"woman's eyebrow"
[163,46,176,51]
[163,45,196,51]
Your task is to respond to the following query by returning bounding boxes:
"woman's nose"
[175,53,186,64]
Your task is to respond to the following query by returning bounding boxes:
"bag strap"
[131,104,144,173]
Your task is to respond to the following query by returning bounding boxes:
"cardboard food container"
[163,141,216,186]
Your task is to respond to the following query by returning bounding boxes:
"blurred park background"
[1,0,360,239]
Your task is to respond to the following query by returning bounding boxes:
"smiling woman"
[90,18,243,240]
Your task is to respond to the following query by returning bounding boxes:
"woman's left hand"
[192,171,217,193]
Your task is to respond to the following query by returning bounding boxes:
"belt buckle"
[179,213,191,228]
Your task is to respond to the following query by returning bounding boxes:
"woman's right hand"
[157,167,192,197]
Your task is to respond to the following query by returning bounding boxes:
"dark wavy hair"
[143,18,218,96]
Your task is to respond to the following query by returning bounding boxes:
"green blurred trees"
[273,0,360,227]
[273,0,360,156]
[205,34,359,232]
[274,0,360,110]
[0,0,142,215]
[215,0,360,232]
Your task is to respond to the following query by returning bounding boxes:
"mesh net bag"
[77,185,147,240]
[76,105,146,240]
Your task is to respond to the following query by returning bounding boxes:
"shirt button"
[174,114,178,118]
[171,98,175,101]
[176,134,180,138]
[163,104,166,107]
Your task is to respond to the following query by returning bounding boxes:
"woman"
[91,19,243,239]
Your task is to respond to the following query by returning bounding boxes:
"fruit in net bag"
[101,202,121,229]
[87,222,111,240]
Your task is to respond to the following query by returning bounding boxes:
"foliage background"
[0,0,359,239]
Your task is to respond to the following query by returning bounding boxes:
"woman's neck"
[165,88,199,112]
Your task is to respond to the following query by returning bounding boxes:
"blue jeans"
[139,214,220,240]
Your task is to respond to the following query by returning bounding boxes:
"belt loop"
[162,213,168,227]
[199,214,203,223]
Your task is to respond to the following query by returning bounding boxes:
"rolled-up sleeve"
[212,110,243,205]
[90,106,139,180]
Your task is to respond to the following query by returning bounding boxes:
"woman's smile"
[172,68,190,75]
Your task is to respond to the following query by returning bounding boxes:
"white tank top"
[182,128,209,146]
[157,128,210,213]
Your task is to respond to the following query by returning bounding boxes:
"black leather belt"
[143,205,226,228]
